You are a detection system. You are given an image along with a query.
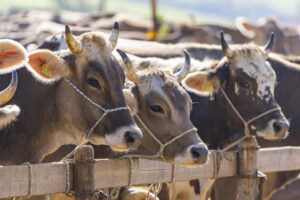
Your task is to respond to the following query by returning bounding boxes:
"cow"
[0,39,27,129]
[111,33,291,199]
[0,23,143,165]
[235,16,300,55]
[161,22,250,45]
[113,33,300,200]
[35,31,297,198]
[35,50,209,200]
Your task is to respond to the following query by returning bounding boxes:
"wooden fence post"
[74,145,95,200]
[237,136,260,200]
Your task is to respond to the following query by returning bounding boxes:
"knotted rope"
[202,87,282,200]
[113,113,197,200]
[219,87,280,151]
[43,78,129,199]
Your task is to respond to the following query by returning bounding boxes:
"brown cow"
[0,23,142,165]
[36,50,209,200]
[236,16,300,55]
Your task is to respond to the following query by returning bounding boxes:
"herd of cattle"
[1,10,300,200]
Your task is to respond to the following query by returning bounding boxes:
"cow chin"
[89,135,131,152]
[88,135,107,145]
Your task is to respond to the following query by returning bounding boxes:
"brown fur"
[0,30,139,165]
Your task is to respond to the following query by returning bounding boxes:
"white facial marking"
[256,119,289,140]
[235,52,276,102]
[0,105,20,129]
[234,83,240,95]
[174,146,195,164]
[174,145,208,167]
[105,125,142,151]
[138,76,166,96]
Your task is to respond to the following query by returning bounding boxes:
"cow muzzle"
[174,143,209,168]
[105,125,143,152]
[257,118,289,140]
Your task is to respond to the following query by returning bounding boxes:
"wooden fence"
[1,142,300,199]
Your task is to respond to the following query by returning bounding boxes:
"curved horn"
[65,25,82,55]
[0,71,18,106]
[220,31,234,59]
[117,49,139,82]
[264,32,274,54]
[109,22,120,50]
[176,50,191,82]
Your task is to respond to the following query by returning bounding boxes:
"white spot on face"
[234,52,276,102]
[256,119,289,140]
[234,83,240,95]
[0,104,20,129]
[104,125,142,152]
[138,75,166,96]
[174,146,195,164]
[174,144,208,167]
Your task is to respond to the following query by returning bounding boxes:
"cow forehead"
[231,47,276,101]
[138,70,190,110]
[80,33,113,62]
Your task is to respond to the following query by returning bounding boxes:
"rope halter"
[61,78,130,160]
[220,87,281,151]
[122,114,197,186]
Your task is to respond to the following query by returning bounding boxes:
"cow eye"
[87,78,101,89]
[150,105,164,114]
[238,80,250,89]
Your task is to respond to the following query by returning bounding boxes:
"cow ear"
[26,50,71,83]
[123,88,138,116]
[235,17,258,39]
[0,40,27,74]
[182,71,220,95]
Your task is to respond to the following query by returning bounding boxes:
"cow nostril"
[124,131,142,147]
[125,131,135,145]
[273,122,282,133]
[191,148,201,160]
[190,146,209,164]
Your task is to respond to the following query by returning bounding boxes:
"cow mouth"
[256,118,290,140]
[109,144,131,152]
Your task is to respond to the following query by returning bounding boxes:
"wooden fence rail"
[1,146,300,198]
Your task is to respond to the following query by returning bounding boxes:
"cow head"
[118,49,208,167]
[0,39,27,129]
[183,32,289,140]
[235,17,288,54]
[25,23,142,152]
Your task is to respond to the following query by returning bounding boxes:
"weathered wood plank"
[93,151,237,189]
[1,147,300,198]
[0,161,74,198]
[258,146,300,173]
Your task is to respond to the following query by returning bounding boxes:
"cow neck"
[0,68,64,164]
